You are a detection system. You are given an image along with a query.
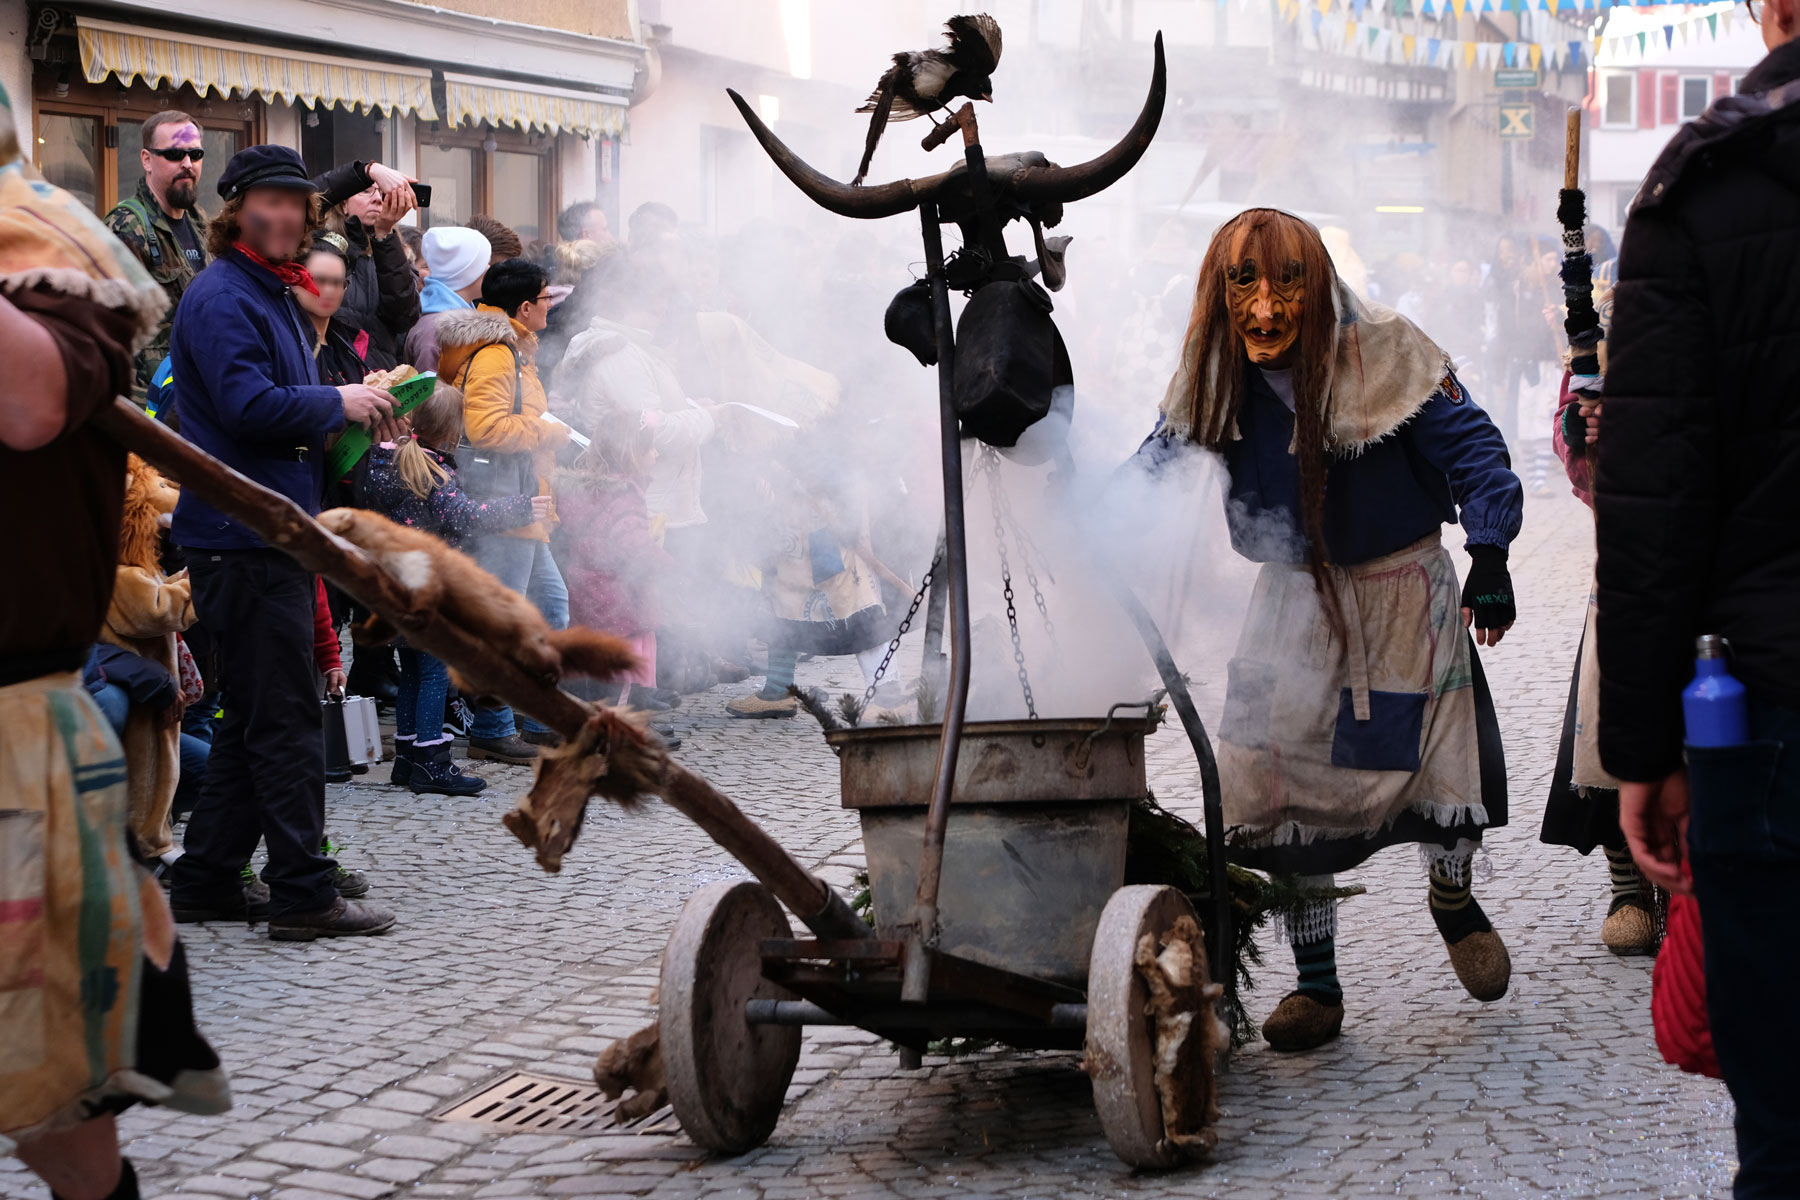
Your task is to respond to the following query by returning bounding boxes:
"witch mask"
[1224,228,1307,366]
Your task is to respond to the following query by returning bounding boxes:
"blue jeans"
[466,535,568,739]
[173,731,210,821]
[1685,695,1800,1198]
[92,681,130,734]
[395,647,451,747]
[93,682,210,821]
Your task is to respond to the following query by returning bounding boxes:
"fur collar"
[1159,281,1450,453]
[434,306,517,350]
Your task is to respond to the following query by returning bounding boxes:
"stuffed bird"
[852,14,1004,187]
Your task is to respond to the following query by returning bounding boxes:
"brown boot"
[1262,991,1345,1052]
[1444,929,1512,1001]
[269,896,397,942]
[1601,899,1659,955]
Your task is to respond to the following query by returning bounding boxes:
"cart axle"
[744,998,1088,1030]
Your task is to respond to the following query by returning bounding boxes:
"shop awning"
[77,16,437,118]
[443,72,628,140]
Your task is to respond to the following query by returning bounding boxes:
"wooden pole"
[92,399,866,939]
[1564,108,1582,190]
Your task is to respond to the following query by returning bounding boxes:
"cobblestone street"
[3,491,1737,1199]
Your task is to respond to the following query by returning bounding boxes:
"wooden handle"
[94,398,859,928]
[1565,108,1582,190]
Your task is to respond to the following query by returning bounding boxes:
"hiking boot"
[389,739,416,787]
[726,693,797,720]
[269,896,397,942]
[1262,991,1345,1052]
[409,741,488,796]
[173,883,271,924]
[468,733,538,764]
[333,866,371,899]
[320,836,370,899]
[521,728,563,749]
[711,658,751,684]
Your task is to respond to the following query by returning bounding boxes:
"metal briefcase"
[323,695,384,771]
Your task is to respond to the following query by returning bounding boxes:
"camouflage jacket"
[104,178,210,393]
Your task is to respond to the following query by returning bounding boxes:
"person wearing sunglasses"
[103,109,212,398]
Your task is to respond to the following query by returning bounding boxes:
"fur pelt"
[316,507,636,690]
[1133,914,1227,1158]
[103,455,194,858]
[593,1021,667,1121]
[433,306,518,352]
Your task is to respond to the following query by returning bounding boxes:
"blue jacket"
[170,249,344,549]
[1140,369,1522,565]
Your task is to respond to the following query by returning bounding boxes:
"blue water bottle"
[1682,634,1748,747]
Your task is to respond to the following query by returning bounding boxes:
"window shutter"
[1638,70,1657,128]
[1661,72,1679,124]
[1715,72,1733,99]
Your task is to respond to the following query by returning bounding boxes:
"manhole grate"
[435,1070,675,1135]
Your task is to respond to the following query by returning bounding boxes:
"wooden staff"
[93,399,866,940]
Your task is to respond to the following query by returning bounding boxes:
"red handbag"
[1651,890,1722,1079]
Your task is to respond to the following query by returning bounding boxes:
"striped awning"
[77,17,437,118]
[444,73,628,140]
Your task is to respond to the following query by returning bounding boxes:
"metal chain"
[998,486,1056,647]
[860,549,941,711]
[983,450,1038,719]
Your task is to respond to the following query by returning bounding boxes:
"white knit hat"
[422,226,490,291]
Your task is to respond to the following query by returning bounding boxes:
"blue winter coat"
[169,249,345,549]
[1139,368,1522,565]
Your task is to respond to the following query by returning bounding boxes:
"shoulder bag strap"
[118,197,163,269]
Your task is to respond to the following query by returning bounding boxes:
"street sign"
[1500,105,1535,139]
[1495,68,1540,88]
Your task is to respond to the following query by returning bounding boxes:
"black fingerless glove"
[1462,545,1516,631]
[1559,399,1588,451]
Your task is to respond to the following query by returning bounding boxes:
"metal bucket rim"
[824,716,1155,749]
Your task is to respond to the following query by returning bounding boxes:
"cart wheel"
[1086,884,1199,1168]
[660,879,801,1154]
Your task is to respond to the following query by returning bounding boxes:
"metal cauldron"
[826,716,1151,986]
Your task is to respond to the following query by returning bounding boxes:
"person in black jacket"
[314,160,421,363]
[296,232,399,386]
[1595,5,1800,1194]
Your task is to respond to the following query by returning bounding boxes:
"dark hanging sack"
[951,277,1071,447]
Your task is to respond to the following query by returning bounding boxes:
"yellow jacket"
[435,304,569,541]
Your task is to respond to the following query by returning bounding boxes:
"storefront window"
[116,121,243,210]
[419,144,476,228]
[417,132,555,241]
[35,113,101,211]
[32,68,259,217]
[492,150,542,243]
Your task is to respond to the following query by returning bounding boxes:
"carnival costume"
[0,82,228,1150]
[1145,209,1523,1051]
[1536,256,1660,955]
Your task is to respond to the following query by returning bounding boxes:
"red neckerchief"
[233,241,320,296]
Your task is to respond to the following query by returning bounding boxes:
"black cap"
[217,144,315,201]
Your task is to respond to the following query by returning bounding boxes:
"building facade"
[4,0,643,242]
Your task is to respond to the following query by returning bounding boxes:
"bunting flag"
[1300,0,1739,72]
